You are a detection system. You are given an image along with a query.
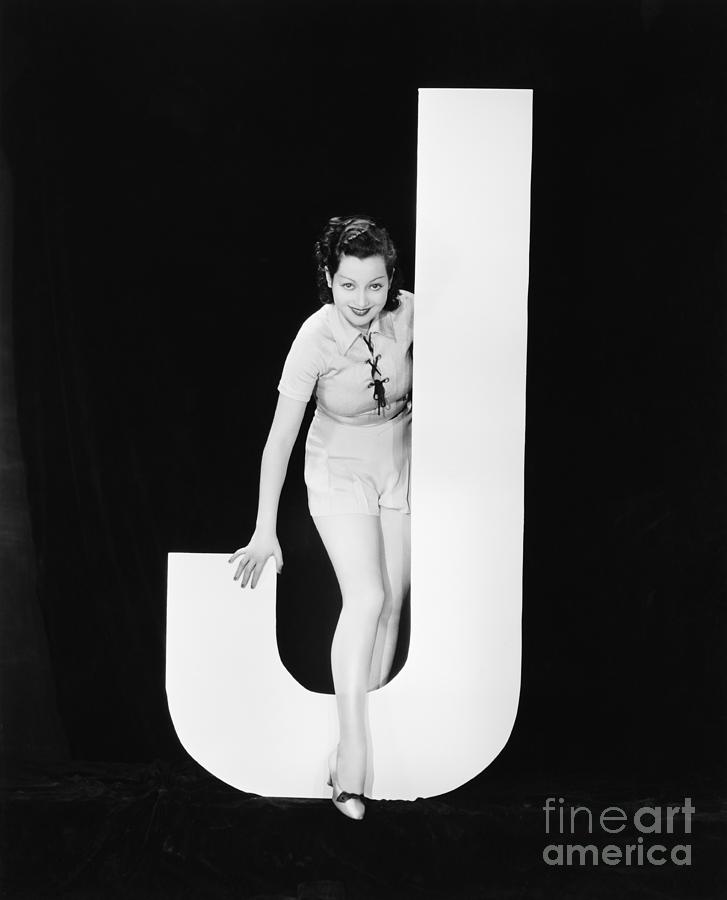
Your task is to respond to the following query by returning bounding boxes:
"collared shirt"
[278,290,414,424]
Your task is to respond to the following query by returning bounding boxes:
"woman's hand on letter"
[228,532,283,589]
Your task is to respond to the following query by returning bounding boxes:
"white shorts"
[304,406,412,517]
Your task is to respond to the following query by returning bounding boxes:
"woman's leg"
[368,508,411,690]
[312,514,385,794]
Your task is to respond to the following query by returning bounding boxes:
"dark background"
[1,0,725,896]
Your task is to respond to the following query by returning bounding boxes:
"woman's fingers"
[232,553,249,580]
[235,556,250,581]
[230,547,278,588]
[251,555,274,589]
[241,559,256,588]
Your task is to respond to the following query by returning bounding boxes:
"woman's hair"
[313,214,404,310]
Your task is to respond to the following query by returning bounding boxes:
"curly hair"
[313,214,404,311]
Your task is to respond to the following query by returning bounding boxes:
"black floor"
[2,758,725,899]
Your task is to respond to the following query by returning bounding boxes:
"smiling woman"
[229,215,414,820]
[329,257,389,322]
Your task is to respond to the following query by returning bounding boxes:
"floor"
[1,758,725,899]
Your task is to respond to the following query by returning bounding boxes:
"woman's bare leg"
[368,508,411,690]
[312,514,385,795]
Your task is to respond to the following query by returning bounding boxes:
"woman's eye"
[369,283,384,291]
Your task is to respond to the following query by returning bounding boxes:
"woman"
[229,215,413,821]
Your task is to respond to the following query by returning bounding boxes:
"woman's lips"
[350,307,371,316]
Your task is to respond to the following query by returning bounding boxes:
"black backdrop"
[2,0,725,796]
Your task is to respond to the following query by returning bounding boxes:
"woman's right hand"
[228,531,283,589]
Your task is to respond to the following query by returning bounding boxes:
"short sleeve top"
[278,290,414,425]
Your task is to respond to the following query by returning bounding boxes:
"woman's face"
[325,254,391,333]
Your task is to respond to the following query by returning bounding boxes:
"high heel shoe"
[327,749,366,821]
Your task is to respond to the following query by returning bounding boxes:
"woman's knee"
[341,585,386,619]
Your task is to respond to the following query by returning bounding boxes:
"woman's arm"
[255,394,308,533]
[229,393,308,588]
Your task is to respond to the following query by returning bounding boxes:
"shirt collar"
[328,304,397,355]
